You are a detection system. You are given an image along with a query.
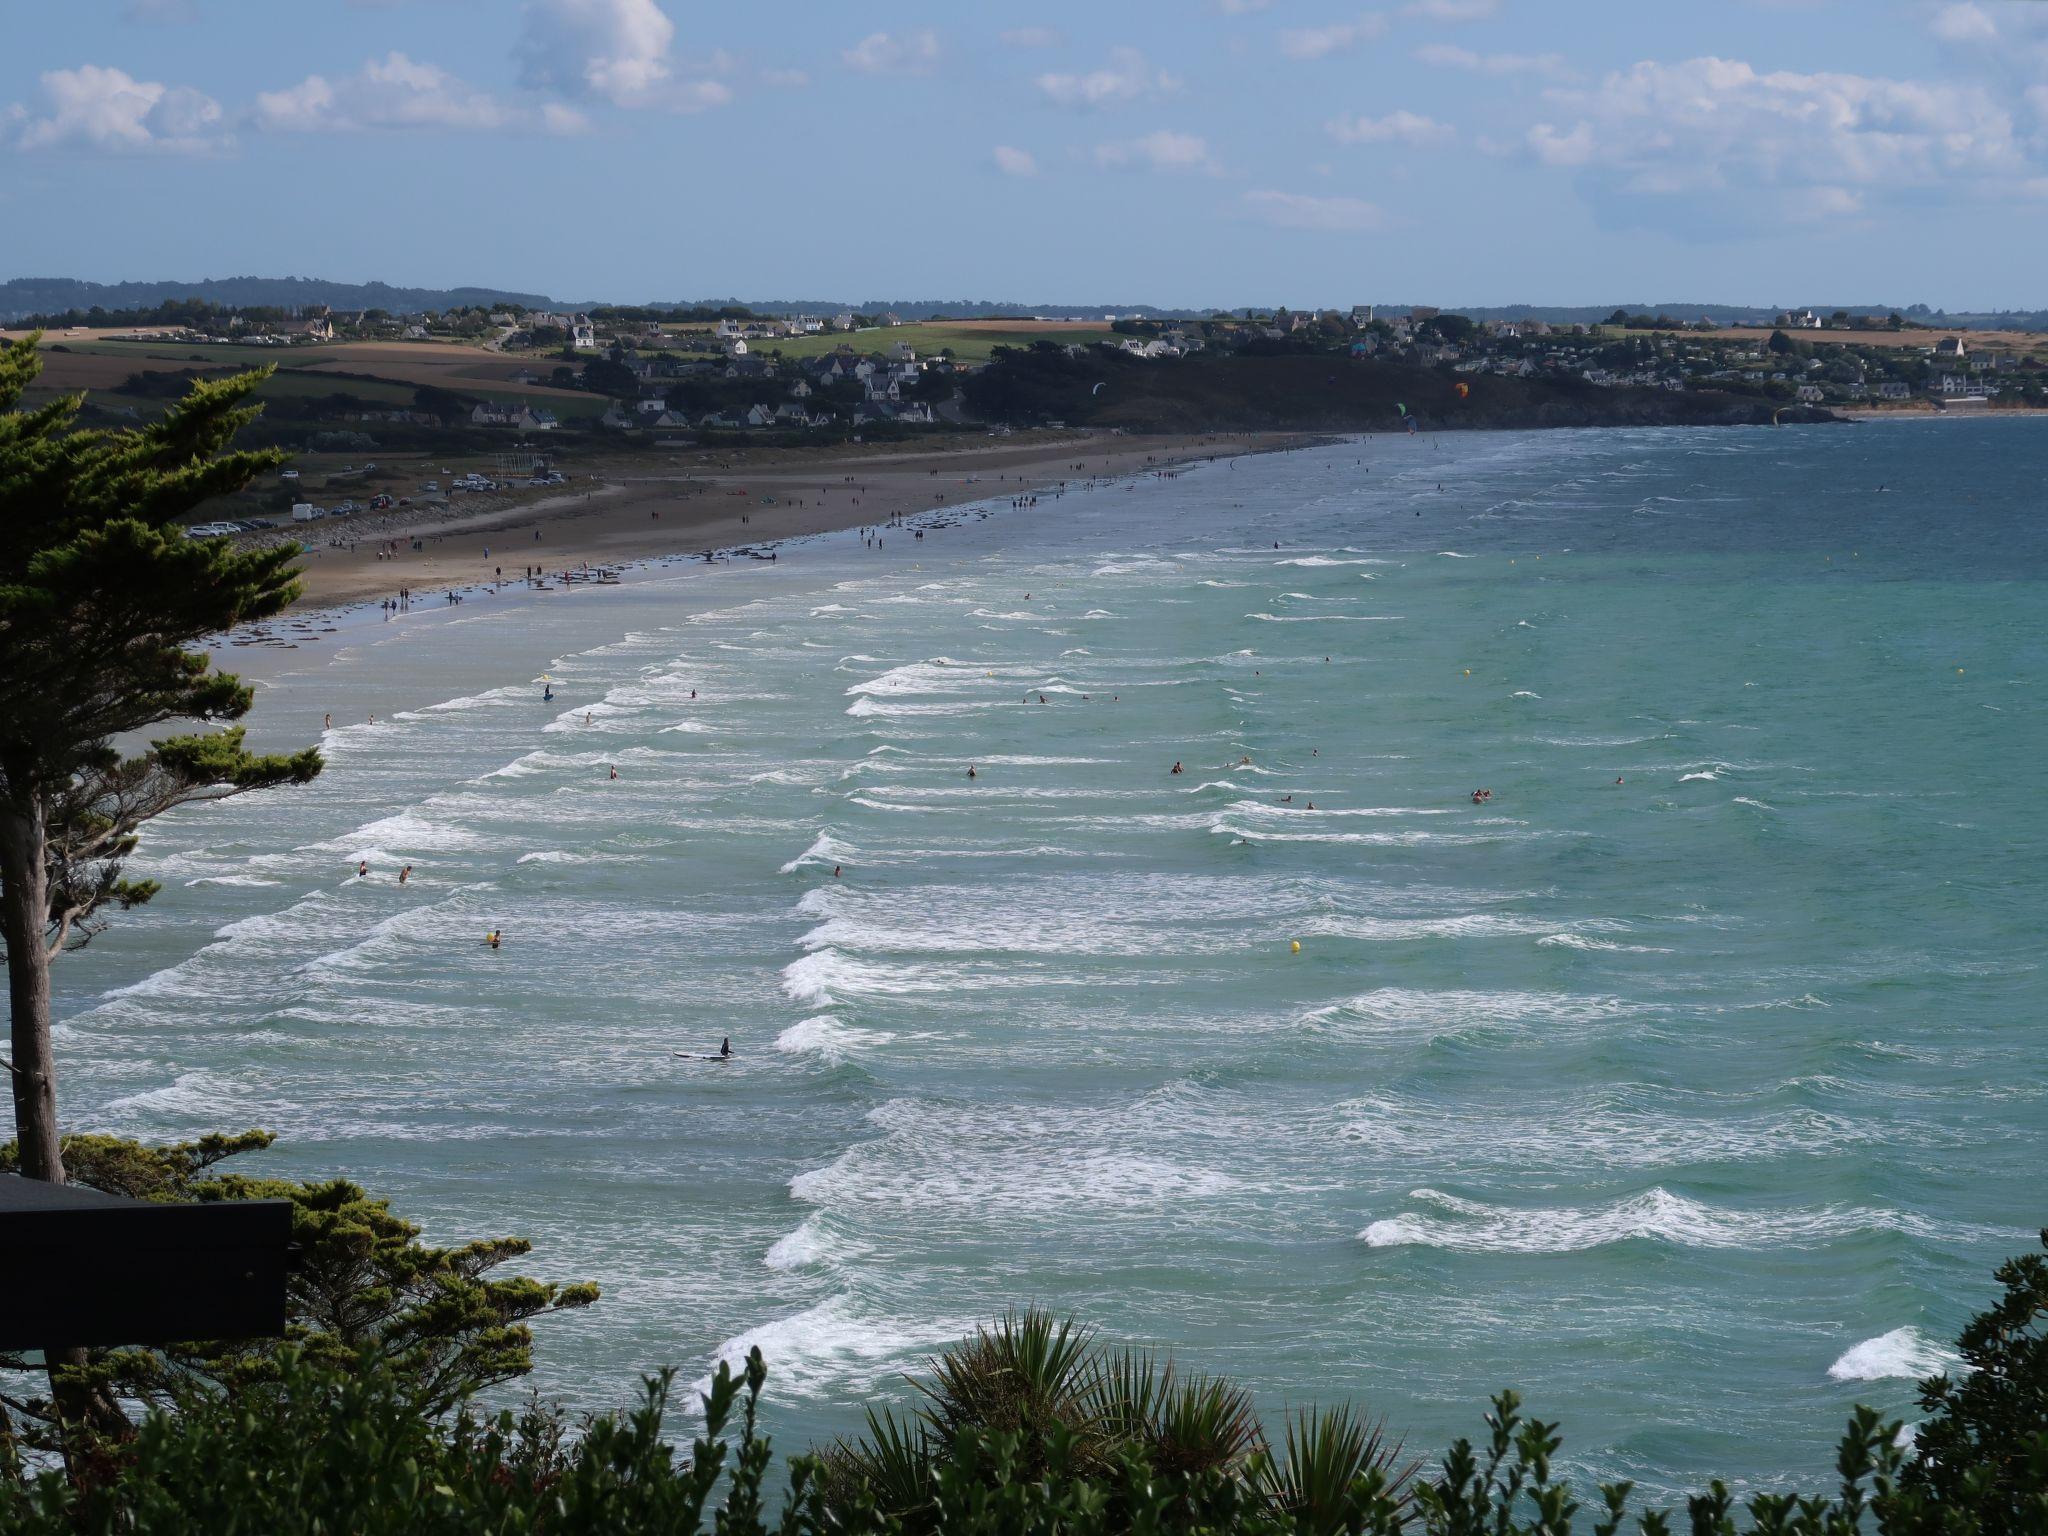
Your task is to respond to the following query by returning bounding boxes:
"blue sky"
[4,0,2046,310]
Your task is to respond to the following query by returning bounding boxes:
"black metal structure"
[0,1176,292,1351]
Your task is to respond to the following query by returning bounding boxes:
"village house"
[570,320,597,350]
[1877,381,1912,400]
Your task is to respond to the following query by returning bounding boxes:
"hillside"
[962,345,1837,433]
[0,276,558,323]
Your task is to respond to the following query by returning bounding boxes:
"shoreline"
[272,431,1328,614]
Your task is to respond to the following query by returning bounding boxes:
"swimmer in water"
[1171,761,1184,775]
[486,930,501,949]
[357,860,369,879]
[967,765,978,779]
[833,865,842,878]
[399,864,411,885]
[720,1036,732,1059]
[608,764,618,780]
[323,713,332,731]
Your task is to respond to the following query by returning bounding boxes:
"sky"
[4,0,2047,312]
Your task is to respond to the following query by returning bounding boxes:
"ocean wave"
[779,831,852,874]
[1828,1327,1955,1383]
[1537,933,1674,954]
[775,1014,895,1062]
[1306,987,1640,1037]
[700,1294,951,1402]
[1359,1187,1958,1254]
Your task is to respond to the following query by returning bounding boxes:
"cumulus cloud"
[1242,189,1387,229]
[1526,55,2029,226]
[1416,43,1567,76]
[1280,15,1388,60]
[1036,47,1179,108]
[515,0,725,110]
[1095,129,1221,173]
[1000,26,1062,49]
[1326,109,1454,145]
[256,53,578,133]
[1929,2,1998,42]
[843,30,941,74]
[993,143,1039,176]
[5,64,226,153]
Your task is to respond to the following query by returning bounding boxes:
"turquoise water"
[51,421,2048,1497]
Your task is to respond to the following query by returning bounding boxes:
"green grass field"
[745,323,1115,364]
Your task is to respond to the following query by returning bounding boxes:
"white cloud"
[1242,189,1387,229]
[843,30,941,75]
[256,53,574,134]
[993,144,1039,177]
[1416,43,1567,76]
[1095,129,1221,173]
[1036,47,1179,108]
[1326,108,1453,145]
[1280,14,1388,60]
[1401,0,1498,17]
[515,0,728,111]
[1525,55,2029,221]
[1000,27,1063,49]
[6,64,226,154]
[1930,2,1998,42]
[1525,120,1592,166]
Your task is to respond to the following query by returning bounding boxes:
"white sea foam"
[775,1014,895,1062]
[1537,933,1674,954]
[1359,1187,1958,1254]
[103,1070,245,1120]
[779,832,852,873]
[1678,771,1720,783]
[764,1216,837,1271]
[700,1294,950,1401]
[1828,1327,1955,1383]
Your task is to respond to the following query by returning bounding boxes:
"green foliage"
[0,1132,598,1447]
[0,333,322,955]
[6,1238,2048,1533]
[1905,1229,2048,1532]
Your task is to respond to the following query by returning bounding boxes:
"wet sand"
[283,432,1322,610]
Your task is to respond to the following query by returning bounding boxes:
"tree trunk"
[0,798,126,1443]
[0,796,61,1184]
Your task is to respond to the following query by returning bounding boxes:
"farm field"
[751,320,1116,362]
[4,333,604,414]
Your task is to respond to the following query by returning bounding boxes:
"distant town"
[10,294,2042,476]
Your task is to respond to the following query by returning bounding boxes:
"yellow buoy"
[1290,940,1301,954]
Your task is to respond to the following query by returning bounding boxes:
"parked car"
[421,481,440,492]
[369,494,393,510]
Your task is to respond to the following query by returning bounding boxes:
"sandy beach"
[276,431,1322,610]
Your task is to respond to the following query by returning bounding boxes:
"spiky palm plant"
[916,1308,1099,1453]
[1152,1373,1265,1479]
[817,1406,934,1524]
[1081,1346,1173,1451]
[1258,1403,1416,1536]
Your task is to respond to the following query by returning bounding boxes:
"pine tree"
[0,334,321,1430]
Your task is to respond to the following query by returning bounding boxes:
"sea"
[49,419,2048,1500]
